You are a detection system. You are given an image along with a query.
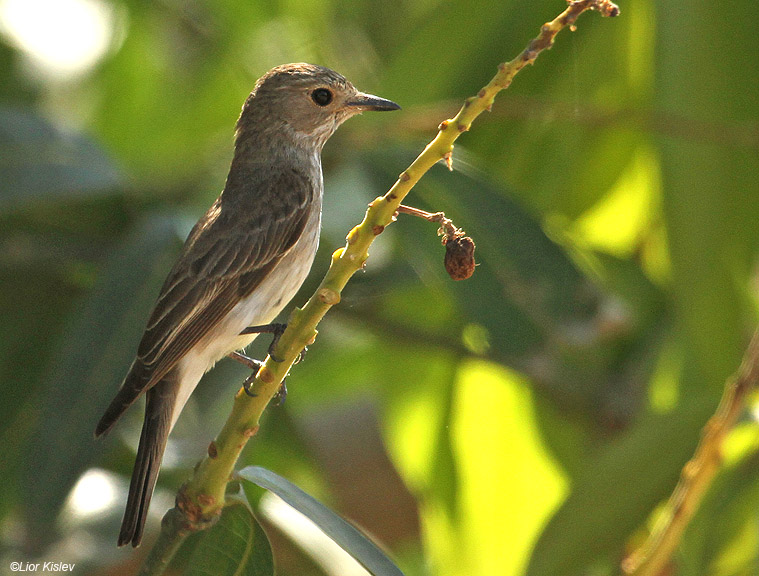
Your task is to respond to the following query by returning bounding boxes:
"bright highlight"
[0,0,116,79]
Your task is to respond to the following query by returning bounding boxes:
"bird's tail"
[95,359,152,438]
[117,377,179,547]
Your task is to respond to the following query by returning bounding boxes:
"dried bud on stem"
[396,204,476,280]
[443,234,476,281]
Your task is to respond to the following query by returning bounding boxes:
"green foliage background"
[2,0,758,574]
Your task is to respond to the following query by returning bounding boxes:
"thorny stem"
[139,1,620,573]
[622,329,759,575]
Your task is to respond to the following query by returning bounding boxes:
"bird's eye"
[311,88,333,106]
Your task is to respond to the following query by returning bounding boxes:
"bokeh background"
[2,0,759,574]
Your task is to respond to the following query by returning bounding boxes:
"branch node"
[257,366,275,384]
[318,288,341,306]
[594,0,620,17]
[346,227,360,244]
[197,494,215,508]
[331,247,345,261]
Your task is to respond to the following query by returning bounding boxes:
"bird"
[94,63,400,547]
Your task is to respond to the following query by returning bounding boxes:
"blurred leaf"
[92,0,274,188]
[239,466,404,576]
[453,362,569,576]
[385,0,535,105]
[0,107,122,211]
[526,392,716,576]
[184,499,274,576]
[657,0,759,386]
[20,214,185,546]
[0,42,32,100]
[0,265,81,517]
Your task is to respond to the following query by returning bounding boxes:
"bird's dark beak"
[346,92,401,112]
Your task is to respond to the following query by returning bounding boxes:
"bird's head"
[237,63,400,149]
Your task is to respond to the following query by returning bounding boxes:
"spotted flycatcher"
[95,63,400,547]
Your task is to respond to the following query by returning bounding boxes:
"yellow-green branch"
[140,1,620,572]
[622,328,759,575]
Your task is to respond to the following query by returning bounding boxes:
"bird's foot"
[228,351,263,371]
[228,351,264,397]
[240,323,287,362]
[273,380,287,406]
[228,351,288,403]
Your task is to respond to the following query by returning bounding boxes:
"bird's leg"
[239,323,287,361]
[228,350,263,371]
[228,351,264,397]
[236,323,307,403]
[239,322,309,363]
[228,349,290,403]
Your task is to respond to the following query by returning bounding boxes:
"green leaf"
[0,266,81,519]
[526,394,716,576]
[239,466,404,576]
[185,499,274,576]
[0,106,122,211]
[656,0,759,388]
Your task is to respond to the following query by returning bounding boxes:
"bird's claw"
[240,323,287,362]
[242,373,258,397]
[273,380,288,405]
[228,351,288,403]
[233,326,302,403]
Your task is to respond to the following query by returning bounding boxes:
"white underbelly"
[171,208,321,429]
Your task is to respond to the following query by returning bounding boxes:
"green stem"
[137,508,191,576]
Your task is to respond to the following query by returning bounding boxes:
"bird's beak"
[345,92,401,112]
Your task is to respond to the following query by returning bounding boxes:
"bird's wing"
[139,169,314,382]
[95,166,316,439]
[141,167,314,388]
[95,167,315,438]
